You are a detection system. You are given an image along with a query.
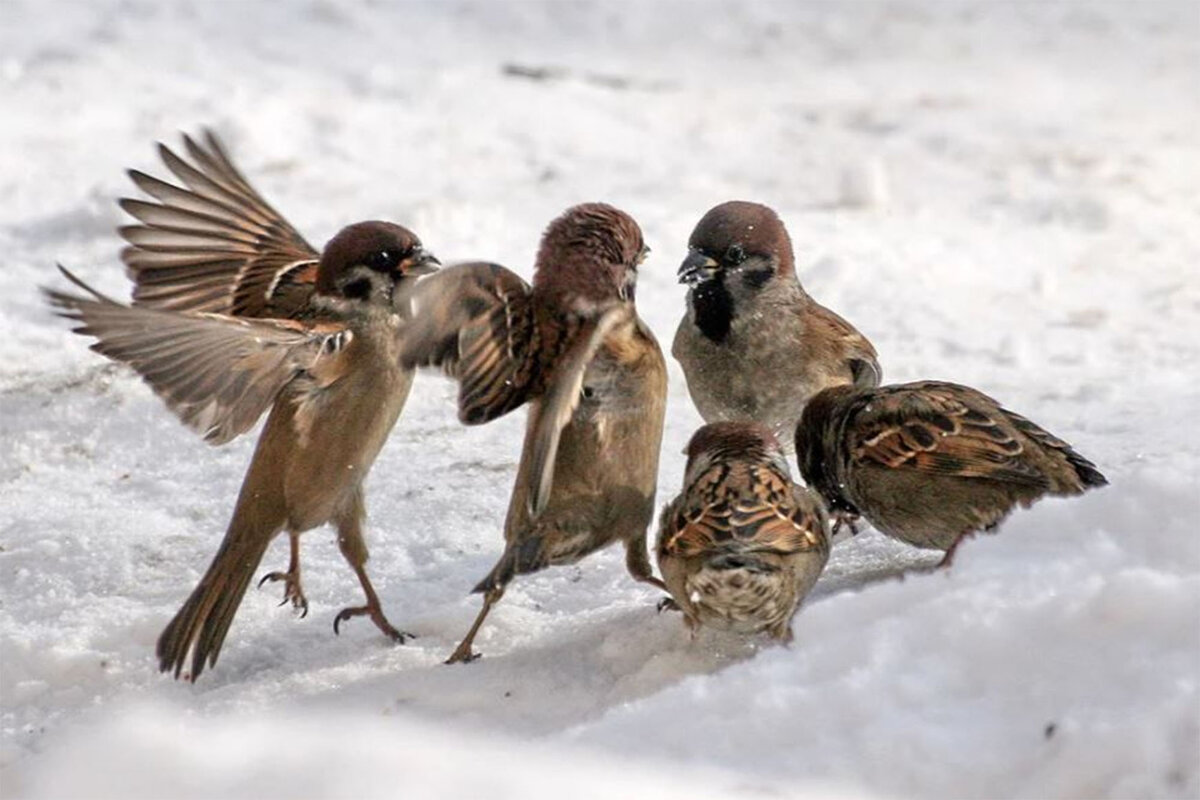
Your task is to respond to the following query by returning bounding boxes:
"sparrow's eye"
[366,250,399,271]
[725,244,746,265]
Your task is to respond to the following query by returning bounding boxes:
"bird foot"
[444,645,482,665]
[257,570,308,617]
[333,604,413,643]
[656,596,681,614]
[936,531,973,568]
[831,512,863,539]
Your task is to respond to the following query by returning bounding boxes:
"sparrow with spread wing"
[673,201,880,448]
[44,132,438,680]
[658,422,830,640]
[795,381,1108,564]
[400,203,667,664]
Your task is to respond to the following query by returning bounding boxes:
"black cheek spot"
[741,268,774,290]
[341,277,372,300]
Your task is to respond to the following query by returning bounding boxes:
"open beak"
[400,249,441,277]
[678,250,719,286]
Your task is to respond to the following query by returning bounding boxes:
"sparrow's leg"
[331,488,413,642]
[257,531,308,616]
[831,511,862,539]
[769,620,795,643]
[446,585,506,665]
[936,531,973,568]
[656,597,681,613]
[624,529,667,591]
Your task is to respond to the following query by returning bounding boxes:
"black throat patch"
[691,278,734,343]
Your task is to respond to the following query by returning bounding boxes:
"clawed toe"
[831,512,862,539]
[257,571,308,617]
[332,605,413,643]
[444,647,481,665]
[656,596,681,614]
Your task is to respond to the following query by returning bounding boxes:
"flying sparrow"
[795,380,1108,565]
[672,201,880,448]
[45,133,439,680]
[400,203,666,664]
[658,422,830,640]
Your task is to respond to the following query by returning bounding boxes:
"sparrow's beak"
[400,249,441,277]
[678,250,719,286]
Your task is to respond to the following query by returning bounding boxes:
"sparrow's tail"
[157,522,276,682]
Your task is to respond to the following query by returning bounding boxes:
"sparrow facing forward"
[45,132,438,680]
[795,381,1108,564]
[672,201,880,448]
[658,422,830,640]
[400,203,667,664]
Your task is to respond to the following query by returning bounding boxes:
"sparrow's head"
[678,201,797,343]
[679,201,795,290]
[684,421,790,483]
[316,220,439,302]
[534,203,649,310]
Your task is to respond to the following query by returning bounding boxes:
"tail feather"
[157,531,273,681]
[1067,451,1108,490]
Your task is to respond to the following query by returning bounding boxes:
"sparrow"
[44,132,439,680]
[657,422,830,640]
[672,201,881,448]
[795,380,1109,565]
[399,202,666,664]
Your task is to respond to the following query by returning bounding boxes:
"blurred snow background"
[1,1,1198,798]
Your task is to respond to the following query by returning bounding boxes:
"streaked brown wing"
[120,129,319,318]
[45,266,350,445]
[525,304,632,516]
[809,303,882,388]
[400,262,541,425]
[661,463,825,559]
[848,381,1049,488]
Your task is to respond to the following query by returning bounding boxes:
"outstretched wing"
[400,262,541,425]
[661,462,826,560]
[45,266,351,445]
[846,381,1051,487]
[120,129,320,318]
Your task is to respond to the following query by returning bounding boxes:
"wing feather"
[44,266,349,445]
[120,130,319,318]
[400,262,541,425]
[525,305,631,516]
[847,381,1051,488]
[661,462,826,560]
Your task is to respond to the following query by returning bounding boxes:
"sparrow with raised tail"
[657,422,830,640]
[795,381,1108,565]
[44,133,439,680]
[400,203,666,664]
[672,201,880,448]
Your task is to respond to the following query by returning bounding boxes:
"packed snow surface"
[1,1,1198,798]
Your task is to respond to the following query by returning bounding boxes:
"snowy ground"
[2,1,1198,798]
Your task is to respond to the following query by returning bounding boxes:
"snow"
[2,1,1198,798]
